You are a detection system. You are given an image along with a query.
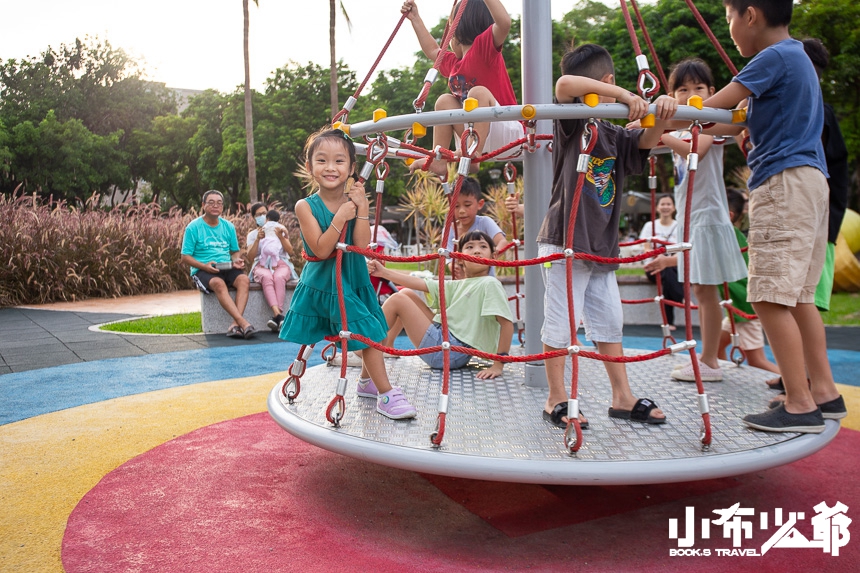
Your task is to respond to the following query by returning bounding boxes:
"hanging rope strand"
[684,0,739,76]
[413,0,470,112]
[629,0,668,92]
[332,12,410,124]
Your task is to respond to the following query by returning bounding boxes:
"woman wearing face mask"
[247,202,296,332]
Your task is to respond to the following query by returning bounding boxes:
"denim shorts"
[418,323,473,369]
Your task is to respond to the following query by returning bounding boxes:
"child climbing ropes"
[368,230,513,380]
[704,0,844,432]
[279,128,417,420]
[538,43,677,430]
[660,58,748,383]
[402,0,523,176]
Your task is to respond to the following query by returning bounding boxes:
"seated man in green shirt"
[181,190,254,338]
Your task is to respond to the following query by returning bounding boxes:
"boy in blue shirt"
[704,0,845,432]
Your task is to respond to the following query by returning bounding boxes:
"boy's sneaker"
[328,351,362,367]
[356,377,379,398]
[376,387,417,420]
[266,314,284,332]
[819,395,847,420]
[671,361,723,382]
[743,403,825,434]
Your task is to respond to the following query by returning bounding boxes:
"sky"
[1,1,585,94]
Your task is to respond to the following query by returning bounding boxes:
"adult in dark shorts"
[181,190,255,338]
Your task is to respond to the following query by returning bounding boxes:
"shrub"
[0,194,302,307]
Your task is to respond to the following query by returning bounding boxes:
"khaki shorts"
[721,317,764,351]
[747,166,828,306]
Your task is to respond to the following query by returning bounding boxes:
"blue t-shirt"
[732,39,827,190]
[181,217,239,276]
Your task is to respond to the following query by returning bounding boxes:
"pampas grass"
[0,194,301,307]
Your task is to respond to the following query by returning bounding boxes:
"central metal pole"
[520,0,553,387]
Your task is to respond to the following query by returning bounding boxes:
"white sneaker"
[328,350,362,367]
[671,361,723,382]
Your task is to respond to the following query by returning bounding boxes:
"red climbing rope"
[619,0,660,99]
[629,0,668,92]
[413,0,469,113]
[684,0,739,76]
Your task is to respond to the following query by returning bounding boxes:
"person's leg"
[661,266,684,326]
[208,277,250,330]
[692,283,722,370]
[253,266,280,316]
[378,289,434,348]
[788,302,840,405]
[540,253,588,426]
[464,86,496,156]
[585,270,665,420]
[271,261,291,314]
[753,301,817,414]
[717,321,731,361]
[232,273,250,316]
[744,348,780,374]
[411,93,461,176]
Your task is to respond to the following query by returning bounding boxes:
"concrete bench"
[201,280,298,334]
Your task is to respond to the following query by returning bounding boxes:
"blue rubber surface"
[1,335,856,425]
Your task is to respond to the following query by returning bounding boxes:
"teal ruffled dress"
[279,193,388,350]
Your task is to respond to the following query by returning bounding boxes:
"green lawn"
[101,312,202,335]
[821,292,860,326]
[100,291,860,334]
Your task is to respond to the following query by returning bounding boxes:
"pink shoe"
[376,387,417,420]
[356,377,379,398]
[671,361,723,382]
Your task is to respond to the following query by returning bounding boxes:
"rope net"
[283,0,757,454]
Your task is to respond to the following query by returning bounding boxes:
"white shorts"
[538,243,624,347]
[721,317,765,351]
[455,120,525,161]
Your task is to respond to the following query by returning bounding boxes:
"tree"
[7,111,129,201]
[330,1,353,120]
[793,0,860,209]
[0,37,174,202]
[256,61,359,207]
[243,0,260,203]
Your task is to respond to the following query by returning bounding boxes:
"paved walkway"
[0,291,281,374]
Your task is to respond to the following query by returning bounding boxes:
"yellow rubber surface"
[0,372,285,573]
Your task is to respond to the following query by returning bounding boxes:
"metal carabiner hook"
[503,162,517,183]
[638,69,660,100]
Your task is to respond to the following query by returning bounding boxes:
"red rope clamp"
[359,136,389,183]
[455,127,481,176]
[282,344,315,403]
[526,120,537,152]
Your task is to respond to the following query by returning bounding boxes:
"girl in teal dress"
[279,128,416,420]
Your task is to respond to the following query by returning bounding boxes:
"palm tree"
[329,1,352,120]
[243,0,259,203]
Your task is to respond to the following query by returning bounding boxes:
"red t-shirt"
[438,26,517,105]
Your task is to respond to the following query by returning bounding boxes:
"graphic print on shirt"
[448,75,475,101]
[585,156,617,210]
